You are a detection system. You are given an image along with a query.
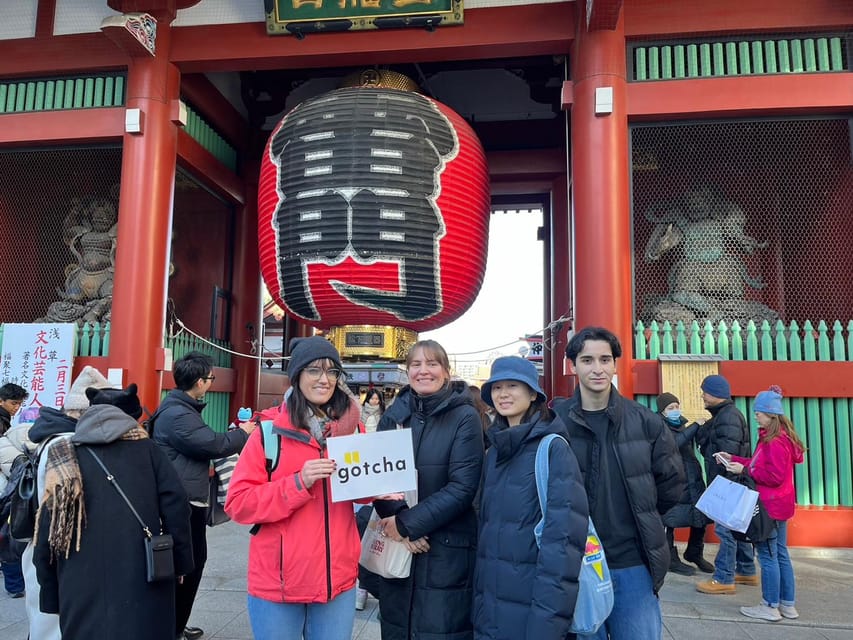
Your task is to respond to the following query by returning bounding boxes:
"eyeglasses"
[204,375,216,382]
[303,366,345,381]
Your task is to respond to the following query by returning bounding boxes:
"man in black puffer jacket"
[553,327,684,640]
[694,374,756,595]
[153,351,256,640]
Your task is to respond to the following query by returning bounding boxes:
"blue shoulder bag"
[535,433,614,635]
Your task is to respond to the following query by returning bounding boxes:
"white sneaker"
[740,604,782,621]
[355,587,368,611]
[779,604,799,619]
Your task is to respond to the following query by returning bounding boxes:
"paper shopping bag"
[359,507,413,579]
[695,474,759,533]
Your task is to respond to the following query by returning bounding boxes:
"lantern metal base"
[328,325,418,361]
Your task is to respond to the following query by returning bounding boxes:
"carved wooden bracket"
[586,0,623,31]
[101,12,157,58]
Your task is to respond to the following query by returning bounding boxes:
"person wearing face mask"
[373,340,484,640]
[655,393,713,576]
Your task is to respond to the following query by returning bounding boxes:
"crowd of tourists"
[0,326,804,639]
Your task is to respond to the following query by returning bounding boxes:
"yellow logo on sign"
[344,450,361,465]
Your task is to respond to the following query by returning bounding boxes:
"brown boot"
[735,574,759,586]
[696,579,736,594]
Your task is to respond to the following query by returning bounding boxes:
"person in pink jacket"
[717,385,805,623]
[225,337,363,640]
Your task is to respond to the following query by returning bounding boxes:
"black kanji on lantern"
[268,87,458,322]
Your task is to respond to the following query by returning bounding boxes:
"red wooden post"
[108,20,180,411]
[570,5,635,396]
[229,164,262,417]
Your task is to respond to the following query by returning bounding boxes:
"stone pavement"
[2,520,852,639]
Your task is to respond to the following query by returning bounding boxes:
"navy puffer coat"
[374,381,484,640]
[473,413,588,640]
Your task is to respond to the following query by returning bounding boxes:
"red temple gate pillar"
[229,165,262,416]
[108,16,179,410]
[569,5,634,396]
[550,175,572,399]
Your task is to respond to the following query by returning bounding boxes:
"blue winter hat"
[701,374,731,400]
[481,356,546,408]
[754,386,784,415]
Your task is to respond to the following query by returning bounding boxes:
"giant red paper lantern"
[258,83,490,331]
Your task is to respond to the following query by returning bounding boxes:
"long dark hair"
[362,388,386,412]
[287,361,352,430]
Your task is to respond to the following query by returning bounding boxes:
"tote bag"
[535,434,613,635]
[359,507,413,579]
[695,474,759,533]
[359,488,417,579]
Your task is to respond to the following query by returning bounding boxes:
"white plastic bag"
[695,474,759,533]
[359,507,412,579]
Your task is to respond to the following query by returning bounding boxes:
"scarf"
[361,404,382,432]
[306,395,362,447]
[34,424,149,559]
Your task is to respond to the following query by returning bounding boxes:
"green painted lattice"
[0,74,126,113]
[165,328,233,432]
[632,35,847,81]
[183,103,237,171]
[635,319,853,509]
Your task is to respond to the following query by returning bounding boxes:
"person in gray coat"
[34,384,193,640]
[152,351,256,640]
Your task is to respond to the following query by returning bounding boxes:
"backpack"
[0,449,37,552]
[535,433,614,635]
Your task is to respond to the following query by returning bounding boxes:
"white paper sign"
[1,323,76,426]
[326,428,417,502]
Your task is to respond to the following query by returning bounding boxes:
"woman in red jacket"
[225,337,363,640]
[717,385,805,623]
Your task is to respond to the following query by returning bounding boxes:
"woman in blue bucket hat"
[472,356,589,639]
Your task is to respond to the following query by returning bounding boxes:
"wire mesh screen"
[632,118,853,328]
[0,146,122,325]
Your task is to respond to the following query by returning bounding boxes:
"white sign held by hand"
[327,429,417,502]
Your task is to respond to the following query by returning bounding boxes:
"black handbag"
[85,448,175,583]
[206,472,231,527]
[732,474,777,543]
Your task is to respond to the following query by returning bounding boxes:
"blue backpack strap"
[249,420,280,537]
[259,420,278,480]
[534,433,569,548]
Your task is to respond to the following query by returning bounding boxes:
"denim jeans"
[755,520,795,608]
[713,524,755,583]
[579,565,661,640]
[247,587,356,640]
[1,559,25,594]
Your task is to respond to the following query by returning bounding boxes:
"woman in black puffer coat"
[656,393,713,575]
[374,340,484,640]
[473,356,588,640]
